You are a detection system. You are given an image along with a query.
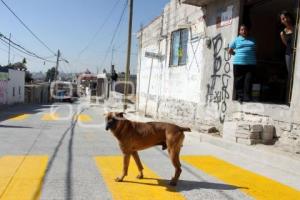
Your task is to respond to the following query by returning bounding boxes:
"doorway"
[239,0,299,104]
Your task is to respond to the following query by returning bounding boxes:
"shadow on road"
[123,178,246,192]
[31,108,84,200]
[0,125,33,128]
[0,104,57,123]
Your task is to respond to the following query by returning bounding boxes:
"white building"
[0,67,25,105]
[137,0,300,151]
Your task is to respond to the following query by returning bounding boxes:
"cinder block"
[262,125,275,141]
[238,124,251,131]
[236,131,260,139]
[236,138,260,145]
[251,124,263,133]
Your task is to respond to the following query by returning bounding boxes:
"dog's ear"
[116,112,124,118]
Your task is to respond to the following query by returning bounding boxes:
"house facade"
[137,0,300,151]
[0,67,25,105]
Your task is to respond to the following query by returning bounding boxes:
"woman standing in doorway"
[228,24,257,102]
[280,10,295,103]
[280,10,295,76]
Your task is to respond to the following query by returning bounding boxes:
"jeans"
[233,65,255,101]
[285,54,292,75]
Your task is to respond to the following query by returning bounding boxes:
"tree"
[22,58,27,64]
[45,67,57,82]
[10,58,27,71]
[25,71,33,83]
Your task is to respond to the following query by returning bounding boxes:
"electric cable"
[0,0,56,55]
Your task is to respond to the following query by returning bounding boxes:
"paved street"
[0,100,299,200]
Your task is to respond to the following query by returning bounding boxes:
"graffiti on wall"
[206,34,232,123]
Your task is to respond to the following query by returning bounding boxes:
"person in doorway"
[228,24,257,102]
[279,10,295,76]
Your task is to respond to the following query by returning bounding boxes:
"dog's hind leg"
[132,151,144,179]
[167,133,184,186]
[115,154,130,182]
[168,150,182,186]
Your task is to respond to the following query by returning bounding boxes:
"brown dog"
[105,112,191,186]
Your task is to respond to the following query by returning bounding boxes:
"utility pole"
[8,33,11,65]
[123,0,133,111]
[111,46,115,66]
[54,49,60,81]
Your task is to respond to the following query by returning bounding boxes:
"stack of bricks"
[236,124,263,145]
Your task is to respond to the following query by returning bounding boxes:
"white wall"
[138,0,205,117]
[138,0,239,120]
[0,80,8,104]
[7,69,25,104]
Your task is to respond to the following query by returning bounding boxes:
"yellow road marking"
[9,114,30,121]
[181,155,300,200]
[94,156,185,200]
[0,156,48,200]
[42,113,59,121]
[74,114,92,122]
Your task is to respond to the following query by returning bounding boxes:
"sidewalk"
[187,130,300,175]
[119,110,300,188]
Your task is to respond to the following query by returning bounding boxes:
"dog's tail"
[179,127,191,132]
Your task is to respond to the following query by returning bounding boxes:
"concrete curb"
[195,131,300,176]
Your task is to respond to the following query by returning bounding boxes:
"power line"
[77,0,123,57]
[99,0,127,70]
[0,37,55,63]
[0,0,56,55]
[0,34,56,63]
[0,40,33,63]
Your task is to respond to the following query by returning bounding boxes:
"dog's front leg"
[132,151,144,179]
[115,154,130,182]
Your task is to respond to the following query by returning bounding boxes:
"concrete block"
[251,124,263,133]
[262,125,275,142]
[236,131,260,139]
[238,123,251,131]
[236,138,261,145]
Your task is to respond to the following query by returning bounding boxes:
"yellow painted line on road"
[42,113,59,121]
[181,155,300,200]
[0,156,48,200]
[94,156,185,200]
[74,114,92,122]
[9,114,30,121]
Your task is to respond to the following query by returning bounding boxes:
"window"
[170,29,189,66]
[13,87,15,97]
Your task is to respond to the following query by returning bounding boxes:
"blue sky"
[0,0,169,74]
